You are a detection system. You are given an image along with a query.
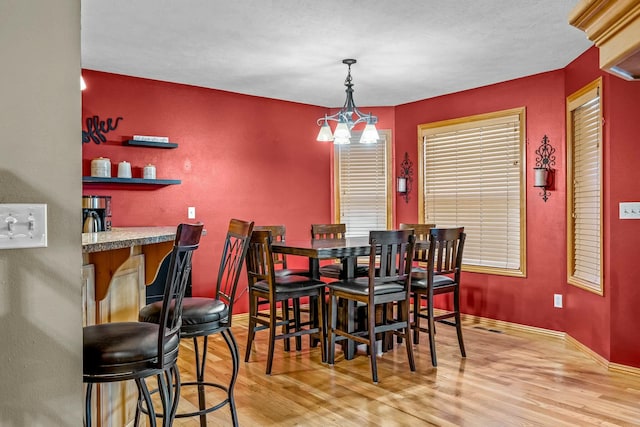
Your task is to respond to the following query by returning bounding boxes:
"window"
[567,78,603,295]
[334,130,392,237]
[418,108,526,276]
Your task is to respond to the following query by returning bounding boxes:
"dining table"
[272,236,409,360]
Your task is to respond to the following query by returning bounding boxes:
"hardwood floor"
[163,315,640,426]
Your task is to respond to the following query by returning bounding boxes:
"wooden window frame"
[418,108,527,277]
[566,77,604,295]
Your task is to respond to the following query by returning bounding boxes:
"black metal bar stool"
[139,219,253,426]
[83,222,203,427]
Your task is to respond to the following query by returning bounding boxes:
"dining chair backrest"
[427,227,465,282]
[246,229,276,293]
[311,223,346,240]
[215,219,254,326]
[158,222,203,368]
[254,225,288,269]
[399,223,435,264]
[368,229,415,285]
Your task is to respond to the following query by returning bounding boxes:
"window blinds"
[420,110,524,274]
[335,132,390,237]
[569,87,602,291]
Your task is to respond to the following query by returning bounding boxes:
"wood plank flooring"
[160,315,640,426]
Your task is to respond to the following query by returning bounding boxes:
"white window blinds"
[335,131,391,237]
[567,79,602,294]
[419,108,525,276]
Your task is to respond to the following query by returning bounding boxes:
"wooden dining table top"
[271,236,372,259]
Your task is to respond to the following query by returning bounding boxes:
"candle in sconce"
[534,167,549,187]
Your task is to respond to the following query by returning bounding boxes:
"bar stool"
[83,223,203,427]
[139,219,253,427]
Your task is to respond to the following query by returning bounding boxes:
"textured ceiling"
[81,0,593,107]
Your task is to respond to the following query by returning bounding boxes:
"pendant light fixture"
[316,59,379,144]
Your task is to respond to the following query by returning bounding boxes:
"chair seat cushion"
[411,274,456,289]
[140,297,229,330]
[83,322,179,375]
[254,275,325,293]
[328,277,404,296]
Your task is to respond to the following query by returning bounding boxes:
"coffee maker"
[82,195,112,232]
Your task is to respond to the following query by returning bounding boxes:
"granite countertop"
[82,226,178,253]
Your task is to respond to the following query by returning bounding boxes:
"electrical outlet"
[554,294,563,308]
[0,203,47,249]
[188,206,196,219]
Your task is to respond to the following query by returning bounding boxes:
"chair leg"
[292,298,302,351]
[368,302,379,384]
[137,377,157,427]
[194,336,208,427]
[266,301,278,375]
[454,288,466,357]
[84,383,93,427]
[282,299,291,352]
[244,294,257,362]
[412,293,421,345]
[328,292,337,365]
[401,300,416,372]
[221,328,240,427]
[427,298,437,367]
[316,288,326,363]
[168,365,181,426]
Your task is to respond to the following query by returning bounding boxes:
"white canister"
[143,164,156,179]
[117,161,132,178]
[91,157,111,177]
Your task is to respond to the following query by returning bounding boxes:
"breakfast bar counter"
[82,226,180,424]
[82,226,178,253]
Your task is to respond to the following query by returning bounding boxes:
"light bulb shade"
[334,121,351,140]
[397,177,407,193]
[360,123,380,144]
[316,122,334,142]
[533,167,549,187]
[80,76,87,91]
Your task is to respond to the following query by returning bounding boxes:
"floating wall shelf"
[82,177,181,185]
[123,140,178,149]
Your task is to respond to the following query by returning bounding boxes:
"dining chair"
[139,218,253,427]
[410,227,466,366]
[399,223,436,272]
[254,224,311,352]
[83,223,203,427]
[244,229,327,374]
[311,223,369,279]
[327,229,416,383]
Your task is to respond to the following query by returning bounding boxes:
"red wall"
[83,48,640,367]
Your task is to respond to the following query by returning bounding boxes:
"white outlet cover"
[188,207,196,219]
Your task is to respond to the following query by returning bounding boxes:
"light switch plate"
[188,206,196,219]
[619,202,640,219]
[0,204,47,249]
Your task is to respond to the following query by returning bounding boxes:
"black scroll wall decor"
[534,134,556,202]
[398,152,414,204]
[82,115,123,144]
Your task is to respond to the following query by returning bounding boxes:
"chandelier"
[316,59,379,144]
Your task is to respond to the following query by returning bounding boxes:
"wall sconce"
[534,135,555,202]
[398,152,413,203]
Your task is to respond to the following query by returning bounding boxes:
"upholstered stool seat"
[83,323,180,375]
[140,297,229,333]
